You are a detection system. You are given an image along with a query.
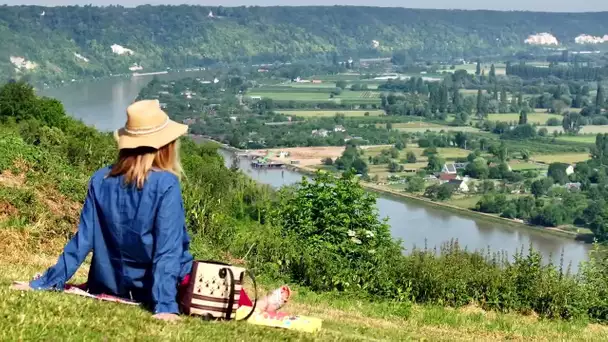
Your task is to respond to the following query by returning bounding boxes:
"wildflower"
[347,230,356,237]
[350,237,362,244]
[364,230,375,238]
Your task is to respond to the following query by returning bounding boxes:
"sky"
[2,0,608,12]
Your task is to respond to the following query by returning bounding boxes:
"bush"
[424,183,455,201]
[592,116,608,125]
[405,176,425,192]
[475,192,508,214]
[270,172,403,294]
[546,117,561,126]
[406,151,417,163]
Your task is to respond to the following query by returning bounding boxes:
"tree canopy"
[3,5,608,82]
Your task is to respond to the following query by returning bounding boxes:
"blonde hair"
[109,140,183,189]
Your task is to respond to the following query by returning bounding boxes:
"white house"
[312,129,329,137]
[448,179,470,193]
[441,162,468,175]
[334,125,346,133]
[566,164,575,176]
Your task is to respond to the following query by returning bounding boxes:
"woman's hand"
[152,313,181,322]
[10,281,32,291]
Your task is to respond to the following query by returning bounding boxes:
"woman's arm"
[29,181,96,290]
[151,181,185,314]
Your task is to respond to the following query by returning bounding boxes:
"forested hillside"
[2,5,608,83]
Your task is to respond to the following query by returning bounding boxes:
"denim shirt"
[30,166,193,314]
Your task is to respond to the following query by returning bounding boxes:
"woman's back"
[86,167,192,303]
[29,100,193,315]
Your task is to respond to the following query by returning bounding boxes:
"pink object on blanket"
[63,284,139,305]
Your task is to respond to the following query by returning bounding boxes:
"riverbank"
[197,137,591,242]
[280,158,591,242]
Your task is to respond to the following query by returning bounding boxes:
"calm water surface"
[39,73,591,270]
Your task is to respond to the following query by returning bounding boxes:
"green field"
[248,89,380,104]
[555,135,597,144]
[508,162,547,171]
[248,92,334,102]
[437,63,507,76]
[279,110,385,118]
[376,122,446,129]
[364,146,471,161]
[537,126,608,135]
[532,153,590,164]
[487,113,562,124]
[396,126,480,133]
[286,82,338,89]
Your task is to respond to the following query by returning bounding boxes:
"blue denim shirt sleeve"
[30,181,96,290]
[152,180,185,314]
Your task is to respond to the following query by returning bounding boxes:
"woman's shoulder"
[147,169,181,191]
[91,166,112,183]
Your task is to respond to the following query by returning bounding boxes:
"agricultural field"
[286,82,338,89]
[248,88,380,104]
[395,125,480,133]
[364,145,471,161]
[437,63,507,76]
[447,195,484,210]
[537,125,608,135]
[279,110,385,118]
[555,135,597,144]
[487,113,562,124]
[532,153,590,164]
[247,91,334,102]
[375,122,445,129]
[508,161,547,171]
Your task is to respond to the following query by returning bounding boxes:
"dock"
[251,160,285,169]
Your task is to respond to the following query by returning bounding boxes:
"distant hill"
[1,5,608,82]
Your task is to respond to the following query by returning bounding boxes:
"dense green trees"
[4,6,608,83]
[507,63,608,81]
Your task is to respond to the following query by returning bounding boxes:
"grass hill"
[2,81,608,340]
[2,6,608,83]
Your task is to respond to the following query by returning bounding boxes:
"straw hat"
[114,100,188,150]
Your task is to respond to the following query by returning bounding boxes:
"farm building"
[448,179,470,193]
[438,173,459,183]
[566,165,575,175]
[441,163,468,175]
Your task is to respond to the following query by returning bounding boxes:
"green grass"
[395,126,480,133]
[3,260,608,341]
[286,82,338,89]
[537,126,608,135]
[532,153,590,164]
[447,195,483,210]
[555,135,597,144]
[508,162,547,171]
[248,92,334,102]
[487,113,562,124]
[364,146,471,161]
[437,63,506,76]
[279,110,385,118]
[248,89,380,104]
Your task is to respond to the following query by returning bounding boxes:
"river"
[39,72,591,270]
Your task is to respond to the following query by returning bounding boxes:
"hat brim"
[114,120,188,150]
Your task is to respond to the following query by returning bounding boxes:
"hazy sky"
[2,0,608,12]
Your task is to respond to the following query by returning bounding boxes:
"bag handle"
[223,267,236,321]
[236,270,258,321]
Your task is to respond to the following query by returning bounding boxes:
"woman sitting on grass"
[12,100,289,321]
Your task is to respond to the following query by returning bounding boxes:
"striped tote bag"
[179,261,257,320]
